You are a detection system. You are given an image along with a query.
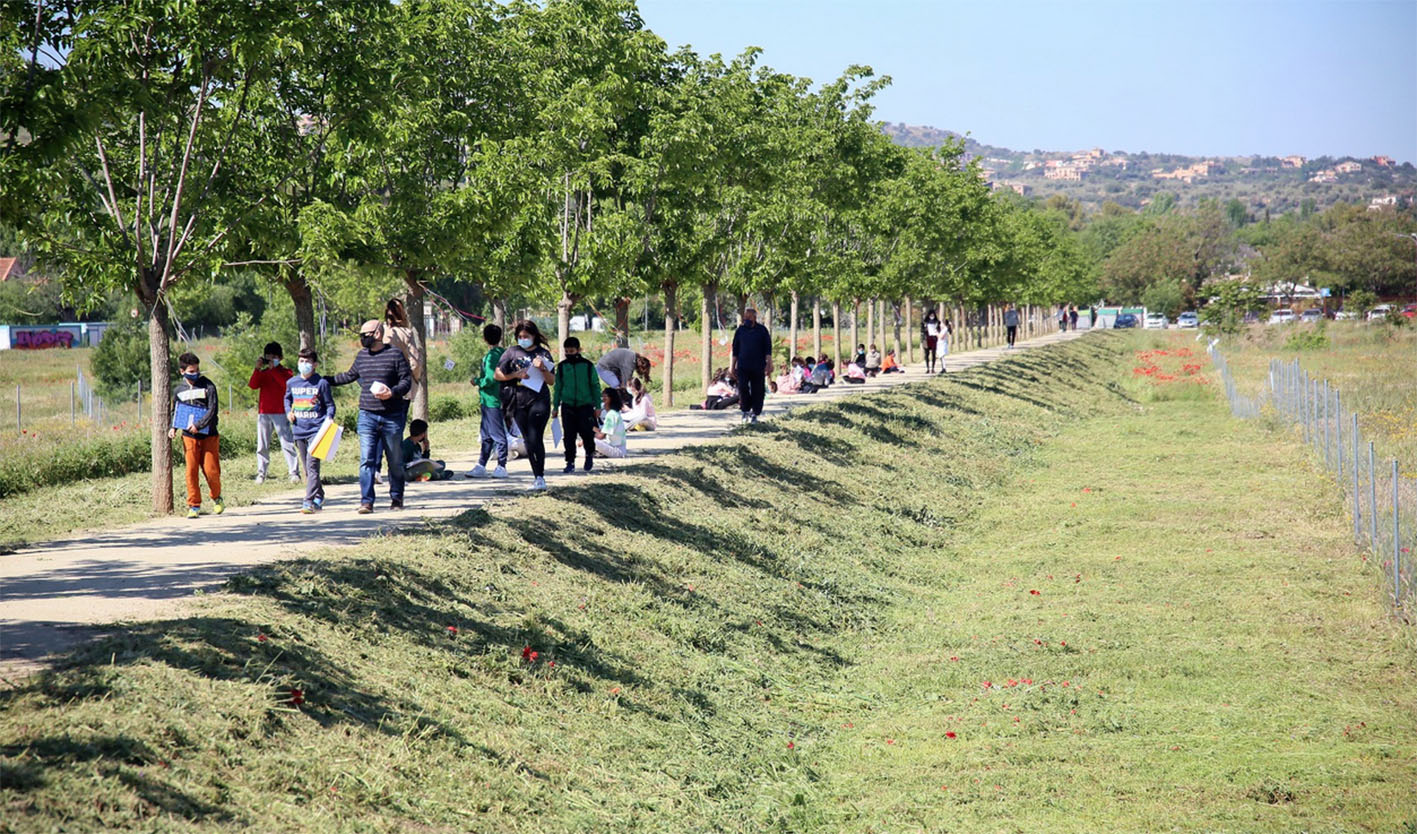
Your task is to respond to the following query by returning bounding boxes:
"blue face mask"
[517,337,533,350]
[270,358,281,367]
[182,371,201,382]
[298,361,314,377]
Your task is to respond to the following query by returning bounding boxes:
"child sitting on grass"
[169,352,223,519]
[865,344,882,377]
[403,419,452,481]
[881,349,903,373]
[622,377,658,431]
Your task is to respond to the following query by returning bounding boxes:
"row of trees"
[1,0,1092,514]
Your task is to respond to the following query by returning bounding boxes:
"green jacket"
[477,346,505,409]
[553,354,600,410]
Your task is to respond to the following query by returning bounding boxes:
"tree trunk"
[284,272,317,351]
[878,298,888,355]
[866,298,875,355]
[492,297,507,331]
[831,300,842,370]
[614,297,630,348]
[904,296,914,364]
[404,276,430,422]
[556,290,575,362]
[662,283,678,408]
[789,291,799,363]
[700,283,714,392]
[892,300,902,358]
[850,298,860,358]
[145,286,174,515]
[812,296,822,359]
[737,293,748,323]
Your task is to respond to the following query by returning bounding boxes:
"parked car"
[1367,304,1393,321]
[1144,312,1168,329]
[1299,309,1323,322]
[1334,309,1360,321]
[1268,309,1296,325]
[1403,304,1417,319]
[1176,311,1199,328]
[1112,313,1138,329]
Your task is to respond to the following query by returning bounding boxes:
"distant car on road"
[1299,309,1323,323]
[1268,309,1296,325]
[1334,309,1360,321]
[1367,304,1393,321]
[1176,311,1199,328]
[1403,304,1417,319]
[1112,313,1139,329]
[1144,312,1168,329]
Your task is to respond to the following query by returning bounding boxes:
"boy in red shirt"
[248,341,301,484]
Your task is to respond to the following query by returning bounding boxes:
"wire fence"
[1209,346,1415,615]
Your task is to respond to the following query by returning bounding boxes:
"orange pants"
[182,434,222,508]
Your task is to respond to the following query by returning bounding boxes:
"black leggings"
[1007,325,1017,346]
[511,396,550,477]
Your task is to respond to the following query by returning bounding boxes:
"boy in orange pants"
[169,352,224,518]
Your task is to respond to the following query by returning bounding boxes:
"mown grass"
[2,333,1412,833]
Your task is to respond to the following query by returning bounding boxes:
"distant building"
[1308,170,1337,183]
[1335,160,1362,174]
[1372,155,1395,167]
[1368,194,1398,210]
[1151,160,1217,184]
[1045,165,1083,181]
[1281,155,1306,168]
[993,181,1030,196]
[0,258,18,281]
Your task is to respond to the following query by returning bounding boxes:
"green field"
[1,333,1412,832]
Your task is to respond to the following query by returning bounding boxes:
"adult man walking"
[1004,304,1020,349]
[730,308,772,423]
[331,320,412,513]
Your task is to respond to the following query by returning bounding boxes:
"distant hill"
[879,122,1416,216]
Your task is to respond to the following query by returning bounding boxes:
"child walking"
[170,352,223,518]
[284,347,335,513]
[248,341,300,484]
[469,324,509,479]
[553,336,600,474]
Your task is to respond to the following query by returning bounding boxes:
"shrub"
[1284,321,1330,350]
[91,316,175,400]
[428,327,489,385]
[428,395,472,423]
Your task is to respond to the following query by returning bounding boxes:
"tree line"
[2,0,1097,513]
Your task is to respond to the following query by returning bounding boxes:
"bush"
[1284,321,1330,350]
[429,395,473,422]
[91,316,175,400]
[428,327,489,385]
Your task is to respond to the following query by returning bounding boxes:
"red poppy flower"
[521,645,533,661]
[982,681,992,688]
[256,633,268,643]
[1081,487,1091,493]
[1062,680,1070,687]
[547,661,555,668]
[529,651,539,662]
[885,738,895,745]
[289,688,305,706]
[945,731,957,739]
[1034,639,1042,645]
[1022,678,1032,685]
[610,686,621,694]
[1029,589,1040,595]
[786,741,795,750]
[447,625,458,635]
[949,656,959,661]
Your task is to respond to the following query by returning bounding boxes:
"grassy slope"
[1,334,1412,833]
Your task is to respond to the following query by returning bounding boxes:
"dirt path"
[0,329,1088,673]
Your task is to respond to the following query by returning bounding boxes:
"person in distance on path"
[1004,304,1020,349]
[554,336,600,474]
[922,310,940,373]
[1069,305,1079,331]
[469,324,509,479]
[730,307,772,423]
[249,341,300,484]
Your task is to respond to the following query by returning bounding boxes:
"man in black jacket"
[730,308,773,423]
[331,320,412,513]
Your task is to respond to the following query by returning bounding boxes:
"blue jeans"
[478,403,507,467]
[357,410,406,506]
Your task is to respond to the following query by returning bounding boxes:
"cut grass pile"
[1,333,1413,832]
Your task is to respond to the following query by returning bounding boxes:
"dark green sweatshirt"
[553,354,600,409]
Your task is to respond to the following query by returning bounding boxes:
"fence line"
[1209,346,1414,615]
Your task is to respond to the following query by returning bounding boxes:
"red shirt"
[248,365,294,414]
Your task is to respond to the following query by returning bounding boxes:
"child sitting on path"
[594,388,628,459]
[403,419,452,481]
[865,344,882,377]
[622,377,658,431]
[881,349,903,373]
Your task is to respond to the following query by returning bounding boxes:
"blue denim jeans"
[478,403,508,467]
[357,410,406,506]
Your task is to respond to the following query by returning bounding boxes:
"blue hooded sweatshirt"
[284,372,336,442]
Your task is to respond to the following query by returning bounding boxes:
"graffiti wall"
[1,325,84,349]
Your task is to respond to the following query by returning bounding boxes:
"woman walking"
[922,309,941,374]
[383,298,422,407]
[495,320,556,491]
[937,313,953,373]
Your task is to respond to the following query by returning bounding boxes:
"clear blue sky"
[637,0,1417,162]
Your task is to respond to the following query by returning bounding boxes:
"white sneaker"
[254,474,265,485]
[492,466,508,479]
[469,464,487,478]
[529,476,547,491]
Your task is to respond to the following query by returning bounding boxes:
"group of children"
[768,344,902,396]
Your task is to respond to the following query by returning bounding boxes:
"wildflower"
[289,688,305,706]
[787,741,795,750]
[256,633,268,643]
[1029,589,1040,596]
[447,625,458,636]
[982,681,992,688]
[949,656,959,662]
[547,661,555,668]
[529,651,539,662]
[945,731,957,739]
[610,686,621,695]
[521,645,533,661]
[885,739,895,745]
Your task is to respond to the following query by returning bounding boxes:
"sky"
[636,0,1417,162]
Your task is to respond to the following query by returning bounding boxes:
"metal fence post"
[1323,381,1331,468]
[14,384,19,434]
[1394,459,1402,609]
[1369,441,1379,553]
[1336,392,1344,482]
[1352,414,1361,543]
[136,383,142,424]
[70,381,76,426]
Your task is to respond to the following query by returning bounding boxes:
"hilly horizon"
[881,122,1416,216]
